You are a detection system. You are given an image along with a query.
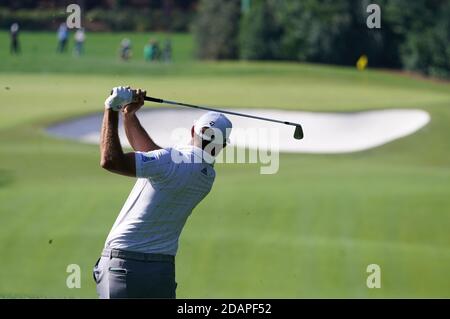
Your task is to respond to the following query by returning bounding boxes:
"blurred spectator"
[10,23,20,55]
[162,39,172,62]
[144,40,153,61]
[57,23,69,53]
[144,39,162,62]
[74,28,86,56]
[152,39,161,61]
[120,38,132,61]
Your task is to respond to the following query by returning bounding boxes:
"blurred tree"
[162,0,173,31]
[0,0,197,10]
[0,0,38,9]
[236,0,449,77]
[0,0,197,31]
[239,0,282,60]
[399,1,450,77]
[112,0,124,9]
[277,0,352,63]
[193,0,241,59]
[241,0,251,13]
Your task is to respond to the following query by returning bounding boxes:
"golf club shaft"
[144,96,301,128]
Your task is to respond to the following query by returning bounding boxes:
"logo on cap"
[209,121,215,127]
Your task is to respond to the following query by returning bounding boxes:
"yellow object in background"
[357,54,368,71]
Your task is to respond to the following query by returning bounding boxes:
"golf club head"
[294,125,304,140]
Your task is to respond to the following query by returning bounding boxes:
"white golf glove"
[105,86,133,111]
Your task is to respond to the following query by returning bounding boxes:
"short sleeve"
[135,148,173,179]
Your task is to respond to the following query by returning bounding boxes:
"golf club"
[143,96,304,140]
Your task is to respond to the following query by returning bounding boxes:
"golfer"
[93,86,232,298]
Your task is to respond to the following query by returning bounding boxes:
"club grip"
[109,90,163,104]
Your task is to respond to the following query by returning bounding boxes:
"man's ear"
[191,125,195,138]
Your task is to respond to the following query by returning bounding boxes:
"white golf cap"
[194,112,232,144]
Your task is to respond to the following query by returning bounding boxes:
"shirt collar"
[177,144,215,165]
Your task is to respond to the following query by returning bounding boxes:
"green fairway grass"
[0,31,194,74]
[0,32,449,298]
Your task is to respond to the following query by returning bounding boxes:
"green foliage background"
[195,0,450,78]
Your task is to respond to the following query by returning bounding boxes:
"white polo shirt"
[104,145,216,256]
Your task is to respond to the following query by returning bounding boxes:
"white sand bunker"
[46,108,430,153]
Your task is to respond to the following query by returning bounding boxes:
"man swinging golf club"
[93,86,232,298]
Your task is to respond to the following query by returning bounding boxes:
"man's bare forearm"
[100,110,125,168]
[123,113,161,152]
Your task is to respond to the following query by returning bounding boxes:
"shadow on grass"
[0,170,14,188]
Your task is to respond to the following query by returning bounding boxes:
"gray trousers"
[93,256,177,298]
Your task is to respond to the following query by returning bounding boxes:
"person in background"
[143,39,154,62]
[162,39,172,63]
[57,22,69,53]
[120,38,132,61]
[74,28,86,56]
[152,40,161,61]
[10,23,20,55]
